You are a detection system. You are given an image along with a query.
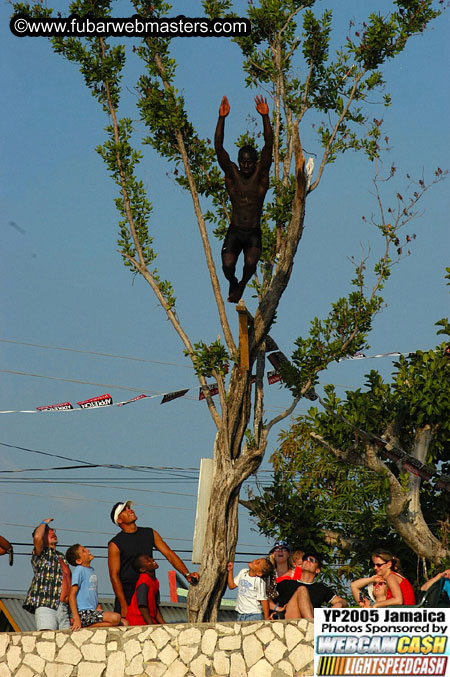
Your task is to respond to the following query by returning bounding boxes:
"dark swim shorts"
[78,608,104,627]
[221,226,262,257]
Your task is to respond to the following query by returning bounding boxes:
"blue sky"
[1,0,449,600]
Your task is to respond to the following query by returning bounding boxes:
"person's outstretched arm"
[153,530,199,585]
[350,576,377,605]
[108,541,128,618]
[214,96,233,174]
[227,562,237,590]
[421,569,450,592]
[261,598,270,619]
[373,573,402,607]
[33,518,53,556]
[0,534,12,556]
[68,584,81,631]
[155,608,165,624]
[255,95,273,172]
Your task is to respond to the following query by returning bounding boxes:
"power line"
[0,489,195,511]
[0,442,200,476]
[0,368,200,398]
[0,522,271,548]
[0,441,282,478]
[0,463,200,477]
[0,479,197,497]
[0,338,193,369]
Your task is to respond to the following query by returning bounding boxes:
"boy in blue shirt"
[66,544,125,630]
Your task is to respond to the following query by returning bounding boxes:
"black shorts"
[221,226,262,257]
[78,608,104,627]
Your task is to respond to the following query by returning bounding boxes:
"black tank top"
[110,527,154,602]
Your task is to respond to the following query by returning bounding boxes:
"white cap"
[111,500,134,525]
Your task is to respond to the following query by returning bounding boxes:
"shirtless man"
[215,95,273,303]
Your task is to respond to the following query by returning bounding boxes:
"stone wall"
[0,619,314,676]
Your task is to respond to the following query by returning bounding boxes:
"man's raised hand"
[255,95,269,116]
[219,95,230,117]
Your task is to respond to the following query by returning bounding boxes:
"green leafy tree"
[11,0,446,620]
[247,302,450,588]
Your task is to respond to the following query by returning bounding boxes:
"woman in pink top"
[371,548,416,606]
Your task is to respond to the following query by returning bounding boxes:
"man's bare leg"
[285,586,314,620]
[229,246,260,303]
[222,252,239,302]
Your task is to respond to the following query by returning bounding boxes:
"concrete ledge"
[0,619,314,676]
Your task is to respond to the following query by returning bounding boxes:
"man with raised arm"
[215,95,273,303]
[23,518,72,630]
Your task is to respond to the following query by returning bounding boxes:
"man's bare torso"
[226,164,269,230]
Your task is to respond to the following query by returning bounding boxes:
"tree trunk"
[186,473,240,622]
[187,369,266,622]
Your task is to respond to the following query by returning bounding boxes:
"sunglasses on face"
[373,562,387,568]
[373,582,386,587]
[303,556,318,564]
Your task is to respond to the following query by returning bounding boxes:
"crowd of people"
[2,510,450,631]
[228,541,450,622]
[16,500,199,631]
[228,541,347,622]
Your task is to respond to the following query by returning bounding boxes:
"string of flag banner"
[1,345,449,491]
[1,345,448,415]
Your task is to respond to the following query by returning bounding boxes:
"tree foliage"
[11,0,446,619]
[247,297,450,588]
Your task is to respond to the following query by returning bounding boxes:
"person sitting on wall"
[283,551,348,619]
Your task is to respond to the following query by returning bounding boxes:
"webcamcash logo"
[314,608,450,676]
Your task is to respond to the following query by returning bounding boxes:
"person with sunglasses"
[370,548,416,606]
[282,551,347,619]
[350,574,388,607]
[267,541,302,619]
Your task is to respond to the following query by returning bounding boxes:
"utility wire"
[0,478,197,496]
[0,489,194,511]
[0,368,198,399]
[0,522,271,548]
[0,442,200,476]
[0,338,193,369]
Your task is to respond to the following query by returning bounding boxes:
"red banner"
[77,394,113,408]
[117,394,148,407]
[36,402,73,411]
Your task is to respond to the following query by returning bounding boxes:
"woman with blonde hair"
[370,548,415,606]
[267,541,303,618]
